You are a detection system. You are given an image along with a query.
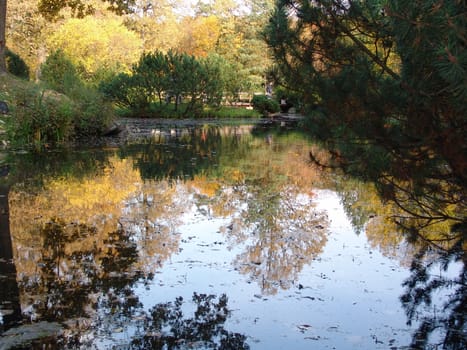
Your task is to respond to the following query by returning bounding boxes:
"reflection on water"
[0,123,464,349]
[128,293,249,350]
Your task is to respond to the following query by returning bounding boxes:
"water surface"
[0,122,460,349]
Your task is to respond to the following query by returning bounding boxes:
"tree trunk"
[0,0,7,72]
[0,184,23,331]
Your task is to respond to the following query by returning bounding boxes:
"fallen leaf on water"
[297,324,312,332]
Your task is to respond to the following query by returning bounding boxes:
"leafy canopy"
[47,16,142,82]
[38,0,136,20]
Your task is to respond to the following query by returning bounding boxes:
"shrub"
[251,94,280,116]
[8,84,114,147]
[67,84,114,137]
[38,51,115,138]
[99,72,150,112]
[5,49,30,79]
[41,49,80,94]
[274,86,302,112]
[9,87,74,147]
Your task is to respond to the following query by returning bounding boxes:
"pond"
[0,121,463,349]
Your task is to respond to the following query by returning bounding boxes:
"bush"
[99,72,150,112]
[274,86,302,112]
[7,84,114,147]
[41,50,80,94]
[5,49,30,79]
[38,50,115,137]
[67,84,114,137]
[251,94,280,116]
[0,69,116,149]
[9,87,74,147]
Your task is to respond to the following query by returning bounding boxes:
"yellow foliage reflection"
[4,124,439,335]
[187,134,332,294]
[8,156,183,321]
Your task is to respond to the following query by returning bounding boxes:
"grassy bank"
[0,72,114,149]
[115,103,261,119]
[0,73,261,150]
[0,73,30,147]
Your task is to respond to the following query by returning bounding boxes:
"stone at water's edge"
[0,321,62,350]
[0,102,8,115]
[102,121,125,136]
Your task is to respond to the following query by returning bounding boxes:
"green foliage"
[100,50,245,117]
[99,72,144,110]
[2,49,116,148]
[66,83,114,137]
[215,12,273,93]
[8,86,74,147]
[5,49,30,79]
[251,94,279,116]
[100,50,186,114]
[222,61,250,103]
[164,50,188,112]
[201,54,239,107]
[201,106,261,119]
[265,2,466,346]
[40,49,79,94]
[133,51,168,106]
[179,54,205,114]
[7,81,114,147]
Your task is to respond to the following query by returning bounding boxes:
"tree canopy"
[47,16,142,81]
[265,0,466,225]
[37,0,136,19]
[0,0,136,72]
[3,0,274,94]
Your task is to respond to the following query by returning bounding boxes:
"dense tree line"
[99,50,243,115]
[0,0,274,147]
[2,0,274,93]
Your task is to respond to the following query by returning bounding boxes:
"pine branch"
[326,9,400,80]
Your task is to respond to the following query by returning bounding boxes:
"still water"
[0,122,461,349]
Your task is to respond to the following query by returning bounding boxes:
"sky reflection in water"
[132,189,412,350]
[0,123,460,349]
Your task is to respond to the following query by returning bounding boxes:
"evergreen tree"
[133,51,168,106]
[265,1,466,347]
[265,0,465,226]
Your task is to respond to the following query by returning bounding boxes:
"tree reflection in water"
[39,218,101,321]
[128,293,249,350]
[33,219,146,348]
[1,124,465,349]
[228,185,329,294]
[334,175,466,349]
[400,238,466,349]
